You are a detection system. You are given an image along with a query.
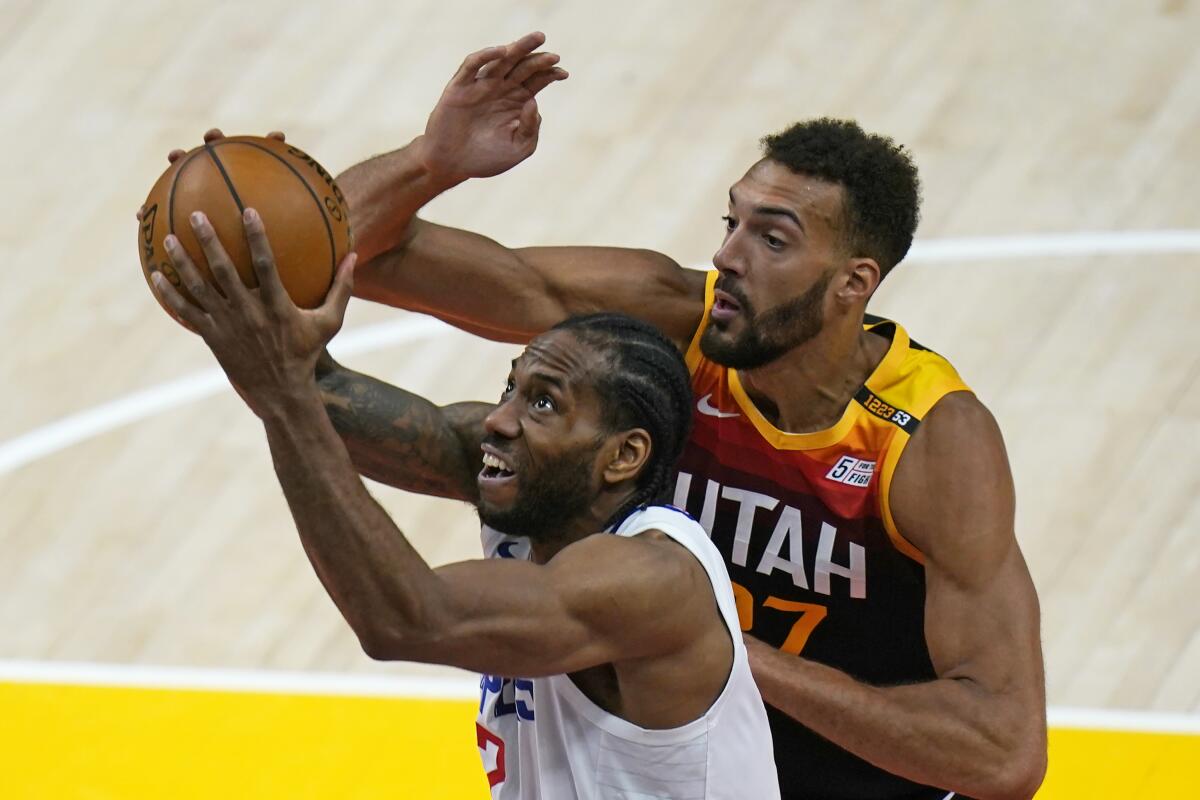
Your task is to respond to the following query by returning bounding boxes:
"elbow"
[977,739,1047,800]
[357,627,416,662]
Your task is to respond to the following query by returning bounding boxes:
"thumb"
[319,252,357,334]
[517,98,540,138]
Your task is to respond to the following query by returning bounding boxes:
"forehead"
[732,159,845,230]
[514,329,604,389]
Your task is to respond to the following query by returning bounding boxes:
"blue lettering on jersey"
[479,674,535,721]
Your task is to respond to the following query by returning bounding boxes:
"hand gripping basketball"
[151,208,356,420]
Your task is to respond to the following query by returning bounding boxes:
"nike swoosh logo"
[697,393,740,419]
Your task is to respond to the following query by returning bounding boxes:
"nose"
[483,396,521,440]
[712,230,747,277]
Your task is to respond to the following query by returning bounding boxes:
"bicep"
[395,536,710,677]
[516,246,709,348]
[891,394,1045,707]
[359,218,708,348]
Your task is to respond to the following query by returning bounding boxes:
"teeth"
[482,452,512,472]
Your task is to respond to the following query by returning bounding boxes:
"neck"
[528,485,642,564]
[738,311,889,433]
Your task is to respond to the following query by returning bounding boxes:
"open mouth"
[711,289,742,321]
[480,450,516,480]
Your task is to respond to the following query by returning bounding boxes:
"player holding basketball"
[150,211,780,799]
[322,32,1048,800]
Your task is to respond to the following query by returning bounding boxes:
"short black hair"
[551,313,693,528]
[761,118,921,277]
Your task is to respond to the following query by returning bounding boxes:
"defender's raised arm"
[336,32,707,348]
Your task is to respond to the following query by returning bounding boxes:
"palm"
[426,81,539,179]
[420,33,567,184]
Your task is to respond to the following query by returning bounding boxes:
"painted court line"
[2,230,1197,478]
[2,658,1197,734]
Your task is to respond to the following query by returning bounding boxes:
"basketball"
[137,136,353,324]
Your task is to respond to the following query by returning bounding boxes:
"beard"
[475,440,601,542]
[700,269,832,369]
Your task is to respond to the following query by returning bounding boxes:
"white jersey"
[476,505,780,800]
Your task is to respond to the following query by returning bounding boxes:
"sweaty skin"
[149,208,734,731]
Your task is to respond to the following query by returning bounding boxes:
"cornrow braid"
[551,313,694,530]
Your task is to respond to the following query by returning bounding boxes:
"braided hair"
[551,313,694,530]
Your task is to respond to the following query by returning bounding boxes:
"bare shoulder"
[890,391,1016,572]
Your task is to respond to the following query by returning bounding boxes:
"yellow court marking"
[1,681,1197,799]
[0,682,488,800]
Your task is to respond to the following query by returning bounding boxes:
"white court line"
[0,658,480,700]
[2,659,1197,735]
[0,315,449,476]
[2,230,1198,478]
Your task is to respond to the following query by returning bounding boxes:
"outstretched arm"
[746,393,1047,800]
[150,211,712,679]
[337,33,708,348]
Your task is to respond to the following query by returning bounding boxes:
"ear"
[601,428,652,487]
[835,258,881,306]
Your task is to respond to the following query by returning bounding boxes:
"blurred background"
[1,0,1197,797]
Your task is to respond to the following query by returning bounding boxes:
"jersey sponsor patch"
[825,456,876,488]
[854,387,919,433]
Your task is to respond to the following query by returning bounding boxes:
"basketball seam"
[166,149,206,237]
[216,140,337,276]
[204,143,246,214]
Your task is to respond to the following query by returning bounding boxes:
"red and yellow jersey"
[674,270,971,799]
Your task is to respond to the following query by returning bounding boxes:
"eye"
[763,233,785,250]
[533,395,557,412]
[500,377,515,399]
[721,214,737,232]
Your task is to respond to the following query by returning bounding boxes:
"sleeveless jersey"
[475,505,781,800]
[673,270,971,800]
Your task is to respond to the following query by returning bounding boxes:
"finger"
[516,99,540,138]
[202,128,225,143]
[167,148,187,164]
[136,205,144,222]
[188,211,246,302]
[478,31,547,79]
[523,66,568,97]
[317,252,357,335]
[266,130,285,141]
[506,51,559,84]
[163,234,218,313]
[151,270,211,332]
[451,45,507,86]
[241,208,290,309]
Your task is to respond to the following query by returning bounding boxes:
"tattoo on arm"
[316,359,490,501]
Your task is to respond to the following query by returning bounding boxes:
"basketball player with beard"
[316,33,1047,800]
[149,208,780,799]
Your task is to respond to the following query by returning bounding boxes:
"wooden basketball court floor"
[1,1,1197,796]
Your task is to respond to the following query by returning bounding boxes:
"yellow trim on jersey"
[877,428,925,564]
[684,269,718,374]
[683,269,975,565]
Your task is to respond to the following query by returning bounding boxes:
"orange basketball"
[137,136,353,325]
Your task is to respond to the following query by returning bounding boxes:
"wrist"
[409,134,469,193]
[254,377,327,426]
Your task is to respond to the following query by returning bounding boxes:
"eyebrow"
[729,189,805,233]
[510,359,569,392]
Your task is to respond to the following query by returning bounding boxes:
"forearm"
[337,136,460,266]
[261,389,448,651]
[315,353,485,499]
[747,638,1043,799]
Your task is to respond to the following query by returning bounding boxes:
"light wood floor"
[1,0,1197,713]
